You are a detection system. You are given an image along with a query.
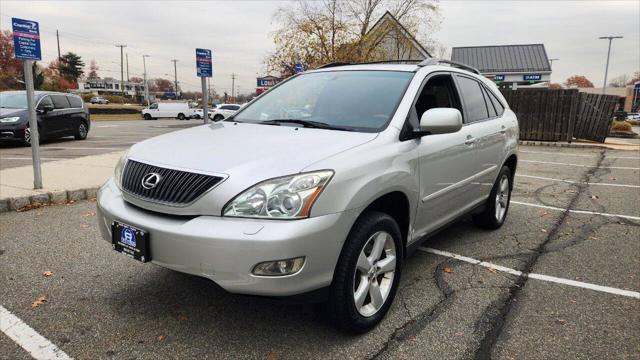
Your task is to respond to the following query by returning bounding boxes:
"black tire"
[21,125,42,147]
[177,113,185,120]
[74,121,88,140]
[472,165,512,229]
[327,211,403,333]
[213,114,224,122]
[143,113,152,120]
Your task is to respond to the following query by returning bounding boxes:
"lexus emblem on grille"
[141,172,162,190]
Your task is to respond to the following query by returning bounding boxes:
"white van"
[141,102,198,120]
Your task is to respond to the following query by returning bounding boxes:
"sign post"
[196,48,213,124]
[12,17,42,189]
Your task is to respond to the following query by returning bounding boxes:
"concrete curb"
[519,140,605,149]
[0,187,99,213]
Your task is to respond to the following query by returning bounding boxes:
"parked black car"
[0,91,90,146]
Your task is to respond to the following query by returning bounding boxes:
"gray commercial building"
[451,44,552,89]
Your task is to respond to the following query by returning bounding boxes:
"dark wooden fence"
[500,89,619,143]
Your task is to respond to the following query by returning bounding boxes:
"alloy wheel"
[495,174,510,222]
[24,127,31,144]
[353,231,397,317]
[79,123,87,138]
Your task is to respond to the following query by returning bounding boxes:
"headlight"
[0,117,21,123]
[223,170,333,219]
[114,150,130,189]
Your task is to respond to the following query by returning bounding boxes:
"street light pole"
[142,55,150,107]
[171,59,179,99]
[115,44,127,102]
[599,36,623,94]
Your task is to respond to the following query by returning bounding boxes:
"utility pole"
[171,59,179,99]
[115,44,127,102]
[231,73,236,103]
[56,30,61,60]
[208,78,211,105]
[599,36,623,94]
[142,55,150,107]
[126,53,130,81]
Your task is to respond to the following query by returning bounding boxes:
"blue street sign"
[294,63,304,73]
[523,74,542,81]
[257,78,277,87]
[196,48,212,78]
[494,75,505,81]
[12,17,41,60]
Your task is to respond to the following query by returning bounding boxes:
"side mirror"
[417,108,463,135]
[40,104,54,113]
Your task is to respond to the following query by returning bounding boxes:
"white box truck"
[141,102,199,120]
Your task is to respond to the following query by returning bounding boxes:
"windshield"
[234,70,414,132]
[0,93,29,109]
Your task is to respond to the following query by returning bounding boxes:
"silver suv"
[97,59,518,333]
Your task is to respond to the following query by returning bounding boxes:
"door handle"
[500,125,507,134]
[465,136,476,145]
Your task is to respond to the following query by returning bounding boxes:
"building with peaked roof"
[362,11,431,61]
[451,44,552,89]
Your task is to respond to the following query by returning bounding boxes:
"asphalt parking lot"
[0,119,202,170]
[1,145,638,359]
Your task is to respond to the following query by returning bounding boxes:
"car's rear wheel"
[473,165,512,229]
[327,211,402,333]
[177,113,185,120]
[74,121,88,140]
[143,113,152,120]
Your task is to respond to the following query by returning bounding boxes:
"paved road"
[1,146,639,359]
[0,119,203,170]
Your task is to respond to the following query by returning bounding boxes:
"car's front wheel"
[143,113,152,120]
[213,114,224,122]
[327,211,403,333]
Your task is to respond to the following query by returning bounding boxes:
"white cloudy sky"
[1,1,638,93]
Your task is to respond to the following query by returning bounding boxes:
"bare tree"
[266,0,441,77]
[608,74,630,88]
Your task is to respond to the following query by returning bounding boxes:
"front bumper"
[96,178,360,296]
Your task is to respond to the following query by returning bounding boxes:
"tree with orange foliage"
[564,75,594,88]
[0,30,24,90]
[548,83,563,90]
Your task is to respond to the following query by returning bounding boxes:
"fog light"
[252,257,305,276]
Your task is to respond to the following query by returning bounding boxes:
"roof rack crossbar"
[418,57,480,74]
[317,62,352,69]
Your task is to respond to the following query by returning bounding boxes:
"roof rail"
[418,58,481,75]
[317,62,352,69]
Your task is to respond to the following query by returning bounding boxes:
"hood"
[128,121,377,181]
[0,108,27,118]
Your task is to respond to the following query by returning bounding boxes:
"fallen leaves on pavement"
[487,267,497,273]
[158,335,167,342]
[177,313,189,321]
[42,271,53,277]
[83,211,96,217]
[31,294,48,308]
[442,267,453,274]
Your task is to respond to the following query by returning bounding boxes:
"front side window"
[51,95,70,109]
[234,70,414,132]
[456,76,489,123]
[149,103,158,109]
[37,96,54,110]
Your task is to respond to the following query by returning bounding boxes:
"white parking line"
[516,174,640,189]
[0,306,71,359]
[0,156,67,161]
[520,150,640,160]
[511,200,640,221]
[418,247,640,299]
[521,159,639,170]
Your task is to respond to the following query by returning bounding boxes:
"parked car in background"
[210,103,241,121]
[0,91,90,146]
[627,112,640,121]
[141,102,199,120]
[90,96,109,104]
[97,60,518,333]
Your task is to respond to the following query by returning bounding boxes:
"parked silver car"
[97,60,519,332]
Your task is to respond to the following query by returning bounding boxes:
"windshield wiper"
[260,119,354,131]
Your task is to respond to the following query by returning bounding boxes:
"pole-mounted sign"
[12,17,43,189]
[295,63,305,73]
[196,48,212,123]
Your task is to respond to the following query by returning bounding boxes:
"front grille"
[121,160,224,205]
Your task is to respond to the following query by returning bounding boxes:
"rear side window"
[483,86,505,116]
[230,105,240,110]
[51,95,70,109]
[456,76,489,123]
[67,96,83,108]
[481,87,497,118]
